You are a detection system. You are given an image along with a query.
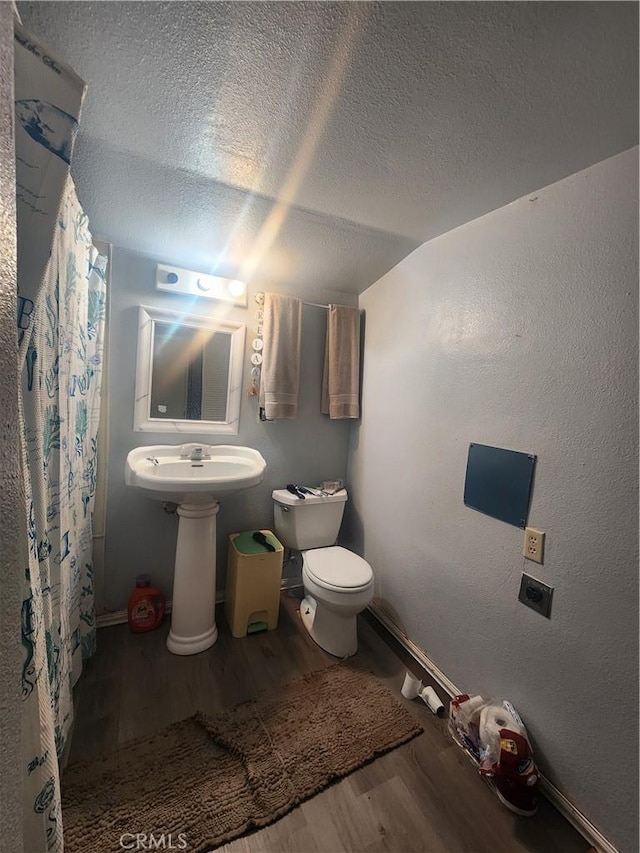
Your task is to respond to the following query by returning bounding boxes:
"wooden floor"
[69,591,589,853]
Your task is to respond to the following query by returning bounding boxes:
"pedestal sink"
[125,443,266,655]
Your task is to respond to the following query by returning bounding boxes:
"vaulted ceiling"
[18,1,639,298]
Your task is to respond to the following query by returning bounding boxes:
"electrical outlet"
[523,527,545,563]
[518,573,553,618]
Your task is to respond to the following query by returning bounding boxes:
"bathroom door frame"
[0,6,25,850]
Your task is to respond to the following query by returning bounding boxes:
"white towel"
[321,304,361,419]
[259,293,302,420]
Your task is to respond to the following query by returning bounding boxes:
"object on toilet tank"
[321,479,343,495]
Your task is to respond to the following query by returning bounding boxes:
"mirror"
[134,305,245,434]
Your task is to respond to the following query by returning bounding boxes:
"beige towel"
[321,304,361,419]
[259,293,302,420]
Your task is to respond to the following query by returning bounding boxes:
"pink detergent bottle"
[127,573,166,633]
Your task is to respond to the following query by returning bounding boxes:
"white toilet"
[272,487,374,658]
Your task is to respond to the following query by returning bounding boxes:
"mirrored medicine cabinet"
[133,305,246,434]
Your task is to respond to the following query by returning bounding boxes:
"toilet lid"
[304,546,373,589]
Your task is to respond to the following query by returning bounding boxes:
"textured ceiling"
[18,1,639,296]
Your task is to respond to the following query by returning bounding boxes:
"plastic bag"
[449,694,539,816]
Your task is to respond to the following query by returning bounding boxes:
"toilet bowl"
[272,488,374,658]
[300,546,374,657]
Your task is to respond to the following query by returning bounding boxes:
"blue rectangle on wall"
[463,443,536,528]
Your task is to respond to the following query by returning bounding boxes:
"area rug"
[62,662,423,852]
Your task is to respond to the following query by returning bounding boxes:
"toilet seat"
[303,546,373,592]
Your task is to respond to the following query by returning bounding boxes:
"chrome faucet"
[186,445,210,461]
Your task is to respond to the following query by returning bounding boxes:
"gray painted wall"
[0,5,23,850]
[103,246,355,611]
[346,148,639,853]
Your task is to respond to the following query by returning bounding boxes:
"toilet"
[272,487,374,658]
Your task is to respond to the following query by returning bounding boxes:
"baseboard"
[537,777,620,853]
[368,601,460,696]
[96,596,190,628]
[96,580,303,629]
[366,601,619,853]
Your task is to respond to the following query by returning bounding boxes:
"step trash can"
[225,530,284,638]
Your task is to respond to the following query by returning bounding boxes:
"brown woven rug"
[62,662,422,852]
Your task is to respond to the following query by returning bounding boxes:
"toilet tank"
[272,488,347,550]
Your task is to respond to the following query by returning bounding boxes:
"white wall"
[103,247,355,611]
[347,148,638,852]
[0,5,23,850]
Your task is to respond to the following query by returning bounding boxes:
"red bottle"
[127,574,166,633]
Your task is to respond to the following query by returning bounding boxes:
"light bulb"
[227,279,245,298]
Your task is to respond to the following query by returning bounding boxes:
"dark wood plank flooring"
[69,591,589,853]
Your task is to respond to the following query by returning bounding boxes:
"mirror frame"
[133,305,246,435]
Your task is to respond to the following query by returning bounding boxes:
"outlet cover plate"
[523,527,545,563]
[518,573,553,618]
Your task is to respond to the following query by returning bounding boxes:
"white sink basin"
[125,443,266,504]
[124,443,267,656]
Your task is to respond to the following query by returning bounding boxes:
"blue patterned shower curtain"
[19,183,107,851]
[15,24,106,852]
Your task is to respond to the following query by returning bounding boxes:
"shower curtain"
[15,24,106,852]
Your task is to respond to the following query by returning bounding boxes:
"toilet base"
[299,595,316,637]
[300,595,359,658]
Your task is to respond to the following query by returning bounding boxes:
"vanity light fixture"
[156,263,248,307]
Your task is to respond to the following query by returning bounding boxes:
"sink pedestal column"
[167,501,220,655]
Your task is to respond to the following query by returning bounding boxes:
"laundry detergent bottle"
[127,573,166,633]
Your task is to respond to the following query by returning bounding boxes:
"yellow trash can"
[225,530,284,638]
